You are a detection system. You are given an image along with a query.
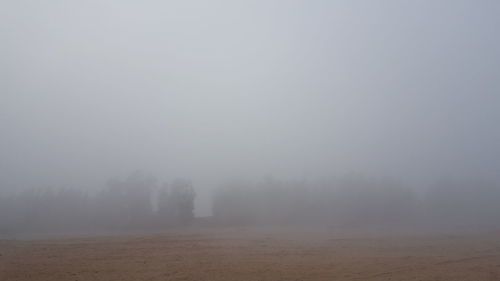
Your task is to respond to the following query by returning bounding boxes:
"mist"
[1,1,500,234]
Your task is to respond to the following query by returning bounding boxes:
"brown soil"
[1,227,500,280]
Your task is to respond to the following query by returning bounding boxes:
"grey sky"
[1,1,500,214]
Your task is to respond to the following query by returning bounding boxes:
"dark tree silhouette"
[167,179,196,225]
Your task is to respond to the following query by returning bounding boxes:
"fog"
[1,1,500,234]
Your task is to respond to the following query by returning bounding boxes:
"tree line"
[0,171,195,236]
[212,175,500,228]
[2,172,500,236]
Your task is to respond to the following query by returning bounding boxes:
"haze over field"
[1,0,500,220]
[3,3,500,281]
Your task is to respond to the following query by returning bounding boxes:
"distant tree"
[157,182,171,224]
[212,179,257,225]
[96,170,156,229]
[123,170,156,222]
[166,179,196,225]
[425,179,500,227]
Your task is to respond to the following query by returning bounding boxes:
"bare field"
[1,227,500,281]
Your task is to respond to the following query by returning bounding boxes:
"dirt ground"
[1,227,500,281]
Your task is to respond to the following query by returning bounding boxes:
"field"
[1,227,500,281]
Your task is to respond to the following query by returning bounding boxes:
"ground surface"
[1,227,500,280]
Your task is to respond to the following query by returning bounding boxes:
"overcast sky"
[2,1,500,213]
